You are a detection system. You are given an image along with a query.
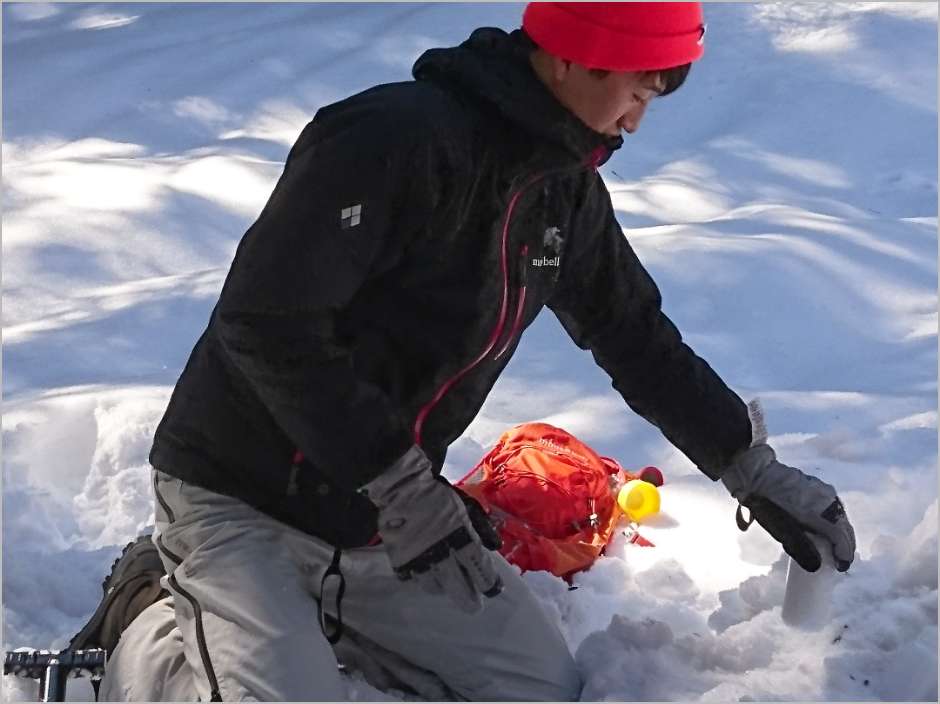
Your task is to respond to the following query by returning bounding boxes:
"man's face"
[542,57,666,137]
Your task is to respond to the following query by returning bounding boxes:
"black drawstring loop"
[317,547,346,645]
[291,450,348,645]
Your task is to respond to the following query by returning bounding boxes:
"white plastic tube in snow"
[781,535,837,631]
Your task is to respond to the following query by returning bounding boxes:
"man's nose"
[622,101,649,134]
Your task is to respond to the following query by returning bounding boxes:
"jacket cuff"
[706,397,771,482]
[747,398,769,447]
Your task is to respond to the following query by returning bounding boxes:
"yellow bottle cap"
[617,479,661,523]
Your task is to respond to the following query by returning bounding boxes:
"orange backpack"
[457,422,648,580]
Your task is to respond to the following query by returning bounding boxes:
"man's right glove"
[361,444,503,613]
[721,443,856,573]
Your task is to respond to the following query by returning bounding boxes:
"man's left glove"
[361,444,503,613]
[721,443,856,572]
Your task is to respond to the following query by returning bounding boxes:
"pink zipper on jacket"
[412,145,609,447]
[493,243,529,361]
[412,172,544,446]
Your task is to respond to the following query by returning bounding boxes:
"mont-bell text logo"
[341,203,362,229]
[536,225,563,267]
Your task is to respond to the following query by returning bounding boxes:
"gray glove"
[722,443,856,572]
[361,444,503,613]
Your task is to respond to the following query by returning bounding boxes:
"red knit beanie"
[522,2,706,72]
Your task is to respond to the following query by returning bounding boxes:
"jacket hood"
[413,27,623,166]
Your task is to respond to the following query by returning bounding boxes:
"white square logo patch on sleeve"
[341,203,362,229]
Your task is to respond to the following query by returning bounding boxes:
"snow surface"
[3,2,937,701]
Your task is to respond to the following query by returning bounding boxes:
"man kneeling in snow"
[71,3,856,700]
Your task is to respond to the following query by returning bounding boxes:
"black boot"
[68,533,169,655]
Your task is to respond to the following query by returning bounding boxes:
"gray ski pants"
[99,469,582,701]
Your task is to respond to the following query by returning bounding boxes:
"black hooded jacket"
[149,28,752,547]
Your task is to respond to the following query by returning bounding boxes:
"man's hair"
[588,63,692,96]
[520,28,692,97]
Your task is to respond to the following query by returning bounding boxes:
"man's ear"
[647,70,666,95]
[551,55,572,83]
